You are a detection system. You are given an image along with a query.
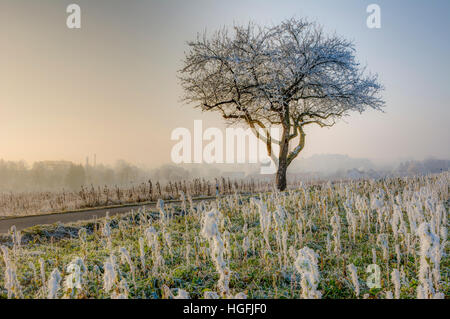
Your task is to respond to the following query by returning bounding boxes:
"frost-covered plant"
[1,245,23,299]
[377,234,389,261]
[253,199,272,251]
[64,257,86,298]
[294,247,321,299]
[47,269,61,299]
[9,226,22,253]
[103,256,118,293]
[223,230,232,259]
[347,264,360,297]
[281,230,288,267]
[138,237,146,269]
[391,269,401,299]
[372,248,377,264]
[185,243,192,265]
[242,236,250,258]
[274,205,286,230]
[0,245,9,265]
[78,227,87,244]
[390,205,406,242]
[371,191,385,233]
[330,212,341,256]
[201,208,234,296]
[326,233,331,255]
[144,226,164,273]
[416,222,442,298]
[273,205,288,265]
[102,220,112,250]
[39,258,46,296]
[158,199,169,225]
[344,199,358,242]
[4,266,22,299]
[29,262,37,283]
[218,267,231,297]
[395,244,401,267]
[201,208,221,239]
[164,231,174,259]
[119,247,135,284]
[296,218,304,246]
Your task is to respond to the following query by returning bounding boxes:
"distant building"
[34,160,73,171]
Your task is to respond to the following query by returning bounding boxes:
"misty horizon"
[2,152,449,170]
[1,154,449,192]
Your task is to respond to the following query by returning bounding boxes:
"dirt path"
[0,196,216,234]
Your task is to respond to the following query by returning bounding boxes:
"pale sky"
[0,0,449,168]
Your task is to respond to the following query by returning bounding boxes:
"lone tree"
[179,18,384,191]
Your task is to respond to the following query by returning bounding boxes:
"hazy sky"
[1,0,449,168]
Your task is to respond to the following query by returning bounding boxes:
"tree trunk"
[276,161,287,191]
[276,126,290,191]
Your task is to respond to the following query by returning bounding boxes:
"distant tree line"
[0,159,254,193]
[0,159,188,192]
[396,158,450,176]
[1,157,447,193]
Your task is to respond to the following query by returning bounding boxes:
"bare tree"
[179,18,384,190]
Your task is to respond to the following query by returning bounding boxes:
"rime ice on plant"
[294,247,322,299]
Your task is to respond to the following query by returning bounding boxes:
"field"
[0,172,448,299]
[0,178,273,217]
